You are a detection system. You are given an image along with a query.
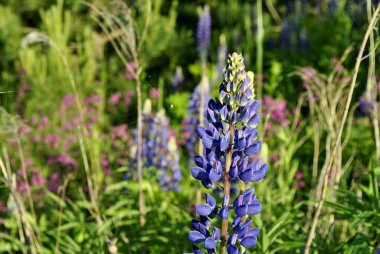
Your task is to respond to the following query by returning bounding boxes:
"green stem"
[220,126,235,254]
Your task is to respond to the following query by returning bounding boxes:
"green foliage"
[0,0,380,253]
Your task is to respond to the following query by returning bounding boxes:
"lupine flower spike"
[187,53,268,253]
[197,6,211,64]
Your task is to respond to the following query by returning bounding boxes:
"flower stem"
[135,65,146,228]
[220,126,235,254]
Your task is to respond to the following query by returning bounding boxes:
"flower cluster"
[187,53,268,253]
[130,101,181,191]
[262,96,290,132]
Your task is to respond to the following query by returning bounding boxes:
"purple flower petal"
[204,238,216,250]
[196,204,213,216]
[191,220,208,236]
[250,167,266,182]
[209,168,221,183]
[194,156,207,168]
[205,193,216,208]
[247,201,261,215]
[235,205,248,217]
[202,134,214,149]
[245,141,262,156]
[248,114,260,128]
[227,233,238,245]
[229,166,238,180]
[218,206,229,219]
[188,231,205,243]
[239,169,253,182]
[196,126,206,139]
[250,101,260,112]
[212,226,220,240]
[207,109,217,122]
[220,105,228,121]
[201,179,212,189]
[191,167,208,181]
[246,228,260,238]
[239,108,250,123]
[240,236,257,248]
[220,135,230,151]
[227,245,239,254]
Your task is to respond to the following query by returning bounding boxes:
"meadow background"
[0,0,380,253]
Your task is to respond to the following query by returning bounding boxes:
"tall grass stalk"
[54,174,72,254]
[304,4,380,253]
[366,0,380,167]
[86,0,152,228]
[299,47,353,231]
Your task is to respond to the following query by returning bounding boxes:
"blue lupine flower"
[188,194,220,253]
[154,110,182,191]
[187,52,268,253]
[227,219,260,252]
[197,6,211,63]
[129,104,181,191]
[129,108,156,169]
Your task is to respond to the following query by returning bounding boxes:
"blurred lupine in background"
[187,53,267,253]
[129,100,181,191]
[197,6,211,64]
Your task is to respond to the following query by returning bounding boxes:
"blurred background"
[0,0,379,253]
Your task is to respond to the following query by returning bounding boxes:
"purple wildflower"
[187,53,267,253]
[61,94,76,110]
[125,62,136,80]
[129,104,181,191]
[262,96,290,132]
[109,92,122,105]
[124,89,134,106]
[32,169,44,187]
[197,6,211,63]
[150,88,160,100]
[44,134,59,149]
[47,172,61,193]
